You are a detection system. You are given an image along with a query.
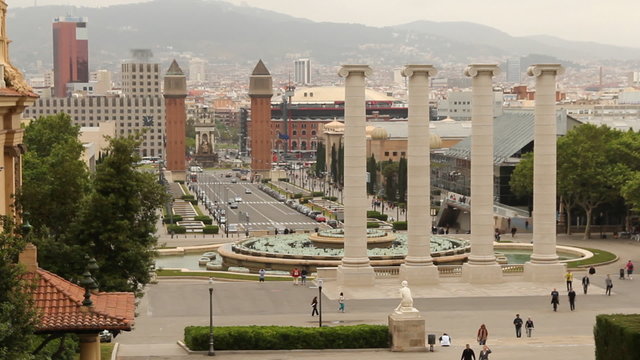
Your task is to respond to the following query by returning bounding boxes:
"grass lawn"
[566,247,617,268]
[157,269,302,282]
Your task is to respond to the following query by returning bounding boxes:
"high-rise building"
[506,57,521,84]
[52,16,88,97]
[249,60,273,176]
[188,58,207,83]
[163,60,187,178]
[294,58,311,85]
[121,49,160,97]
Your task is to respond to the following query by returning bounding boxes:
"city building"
[164,60,187,179]
[52,16,88,97]
[438,90,503,121]
[294,58,311,85]
[506,57,521,83]
[80,121,116,171]
[188,58,207,83]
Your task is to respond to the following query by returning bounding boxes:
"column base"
[523,261,566,282]
[462,263,503,284]
[79,333,100,360]
[337,264,375,287]
[388,313,427,352]
[170,170,186,182]
[400,264,439,285]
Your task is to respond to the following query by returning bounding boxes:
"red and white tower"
[163,60,187,180]
[248,60,273,179]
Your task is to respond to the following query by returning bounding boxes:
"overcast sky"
[11,0,640,48]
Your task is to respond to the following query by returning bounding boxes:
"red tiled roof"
[23,269,135,333]
[0,87,37,97]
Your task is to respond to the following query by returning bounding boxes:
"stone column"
[78,333,100,360]
[524,64,567,281]
[462,64,503,283]
[400,65,439,284]
[337,65,375,286]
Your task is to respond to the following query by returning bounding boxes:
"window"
[302,130,306,136]
[384,152,389,156]
[393,152,398,156]
[292,130,297,136]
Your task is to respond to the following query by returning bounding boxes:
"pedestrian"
[511,227,517,237]
[626,260,634,280]
[582,275,590,294]
[605,274,613,296]
[619,268,625,280]
[258,268,266,282]
[290,267,300,285]
[477,324,488,345]
[525,220,529,230]
[338,292,345,312]
[565,271,573,291]
[301,269,308,285]
[589,266,596,275]
[439,333,451,346]
[460,344,476,360]
[478,345,492,360]
[525,317,534,337]
[513,314,523,337]
[568,289,576,311]
[551,288,560,311]
[311,296,319,316]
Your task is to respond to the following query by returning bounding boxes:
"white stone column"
[524,64,567,281]
[400,65,439,284]
[337,65,375,286]
[462,64,503,283]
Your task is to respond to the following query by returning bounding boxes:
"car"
[225,173,232,178]
[315,215,327,222]
[277,195,286,202]
[99,330,112,343]
[235,196,243,202]
[229,202,238,209]
[245,188,252,194]
[308,211,322,219]
[219,216,226,224]
[327,219,339,228]
[227,224,238,233]
[231,178,238,183]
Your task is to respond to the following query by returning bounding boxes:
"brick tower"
[163,60,187,180]
[248,59,273,179]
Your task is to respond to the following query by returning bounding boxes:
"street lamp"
[317,279,323,328]
[208,277,215,356]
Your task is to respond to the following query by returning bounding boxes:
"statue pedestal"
[388,313,426,352]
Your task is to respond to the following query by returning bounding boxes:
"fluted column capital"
[527,64,565,77]
[464,64,501,78]
[402,64,437,78]
[338,65,373,78]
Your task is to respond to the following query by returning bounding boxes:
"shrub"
[595,314,640,360]
[181,194,195,201]
[292,193,303,199]
[194,215,213,225]
[163,215,183,224]
[366,211,388,221]
[261,178,270,183]
[278,178,290,182]
[300,198,309,204]
[184,325,389,351]
[167,225,187,234]
[392,221,407,231]
[311,191,325,197]
[322,196,338,201]
[367,222,380,228]
[203,225,219,234]
[175,180,185,184]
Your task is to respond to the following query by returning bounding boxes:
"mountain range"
[7,0,640,72]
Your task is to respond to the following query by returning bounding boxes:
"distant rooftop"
[53,16,88,23]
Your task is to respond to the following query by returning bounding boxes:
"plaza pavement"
[115,233,639,359]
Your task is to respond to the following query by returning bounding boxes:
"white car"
[244,189,252,194]
[235,196,243,202]
[227,224,238,233]
[229,202,238,209]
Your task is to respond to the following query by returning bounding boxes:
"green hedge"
[292,193,303,199]
[323,196,338,201]
[181,194,195,201]
[278,178,290,182]
[367,222,380,228]
[184,325,389,350]
[311,191,325,197]
[194,215,213,225]
[595,314,640,360]
[261,178,270,183]
[203,225,219,234]
[163,215,183,224]
[300,198,309,204]
[167,225,187,234]
[367,211,388,221]
[392,221,407,230]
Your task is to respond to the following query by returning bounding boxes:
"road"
[190,170,327,233]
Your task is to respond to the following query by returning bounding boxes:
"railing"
[501,264,524,274]
[367,264,525,278]
[438,265,463,277]
[374,266,399,278]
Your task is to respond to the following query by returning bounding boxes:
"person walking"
[477,324,488,345]
[551,288,560,311]
[605,274,613,296]
[439,333,451,346]
[460,344,476,360]
[258,268,266,282]
[525,317,534,337]
[589,266,596,276]
[311,296,319,316]
[582,275,590,294]
[478,345,492,360]
[291,267,300,285]
[565,271,574,291]
[626,260,634,280]
[568,289,576,311]
[338,292,345,312]
[301,269,308,285]
[511,227,517,237]
[513,314,523,337]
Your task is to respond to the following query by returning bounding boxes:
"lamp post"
[208,277,215,356]
[317,279,323,328]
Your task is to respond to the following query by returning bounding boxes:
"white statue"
[394,280,419,314]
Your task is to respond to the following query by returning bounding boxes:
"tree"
[366,154,377,195]
[19,114,90,238]
[315,142,325,177]
[397,157,407,203]
[338,143,344,186]
[0,217,37,360]
[381,160,398,203]
[330,144,338,184]
[67,136,168,295]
